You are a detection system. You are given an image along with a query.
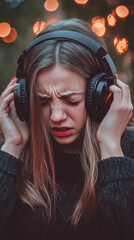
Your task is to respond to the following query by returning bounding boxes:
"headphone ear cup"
[14,78,30,123]
[85,73,101,120]
[85,73,114,121]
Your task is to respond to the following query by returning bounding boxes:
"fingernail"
[10,76,16,82]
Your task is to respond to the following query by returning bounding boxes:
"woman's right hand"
[0,77,29,158]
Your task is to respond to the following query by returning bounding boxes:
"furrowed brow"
[60,91,84,97]
[37,93,50,98]
[37,91,84,100]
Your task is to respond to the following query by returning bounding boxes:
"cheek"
[68,103,87,124]
[41,107,50,122]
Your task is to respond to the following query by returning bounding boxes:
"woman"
[0,18,134,240]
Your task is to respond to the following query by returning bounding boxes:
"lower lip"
[52,129,73,137]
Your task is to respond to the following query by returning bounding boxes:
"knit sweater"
[0,127,134,240]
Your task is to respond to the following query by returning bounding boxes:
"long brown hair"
[17,18,107,225]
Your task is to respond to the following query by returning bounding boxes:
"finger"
[0,93,14,112]
[0,84,15,99]
[8,76,17,87]
[10,100,15,110]
[117,79,133,114]
[10,100,17,115]
[109,84,122,105]
[116,79,131,104]
[10,103,18,119]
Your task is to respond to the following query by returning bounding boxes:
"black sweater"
[0,127,134,240]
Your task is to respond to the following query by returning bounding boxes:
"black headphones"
[14,30,117,123]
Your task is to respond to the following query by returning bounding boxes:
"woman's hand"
[0,77,29,158]
[96,79,133,159]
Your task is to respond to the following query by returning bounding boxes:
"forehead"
[36,65,86,94]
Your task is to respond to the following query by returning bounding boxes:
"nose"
[50,104,67,123]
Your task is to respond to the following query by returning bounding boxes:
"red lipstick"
[52,127,72,137]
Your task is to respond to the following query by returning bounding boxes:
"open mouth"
[53,128,71,131]
[52,127,73,137]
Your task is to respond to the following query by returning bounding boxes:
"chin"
[53,135,78,145]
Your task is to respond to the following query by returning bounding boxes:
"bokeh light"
[107,13,117,27]
[74,0,88,5]
[2,27,17,43]
[113,36,128,54]
[33,20,47,35]
[91,17,106,37]
[113,36,118,46]
[115,5,129,18]
[105,0,119,6]
[46,18,59,26]
[44,0,59,12]
[0,22,11,37]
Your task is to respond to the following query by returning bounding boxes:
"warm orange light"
[0,22,11,37]
[115,5,129,18]
[105,92,112,103]
[107,13,117,27]
[44,0,59,12]
[91,17,106,37]
[113,36,128,54]
[113,37,118,46]
[33,20,47,35]
[115,73,118,79]
[2,27,17,43]
[46,18,59,26]
[74,0,88,5]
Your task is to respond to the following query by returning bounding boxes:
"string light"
[74,0,88,5]
[115,5,129,18]
[91,17,106,37]
[0,22,11,38]
[2,27,17,43]
[113,36,128,54]
[33,20,46,35]
[44,0,59,12]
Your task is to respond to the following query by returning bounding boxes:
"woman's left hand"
[96,79,133,159]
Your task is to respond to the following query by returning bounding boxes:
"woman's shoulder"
[121,125,134,158]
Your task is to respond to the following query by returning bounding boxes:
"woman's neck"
[54,136,83,154]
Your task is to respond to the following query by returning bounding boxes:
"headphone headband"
[14,29,117,123]
[16,30,117,78]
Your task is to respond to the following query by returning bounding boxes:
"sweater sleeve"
[97,157,134,240]
[0,150,23,231]
[121,127,134,157]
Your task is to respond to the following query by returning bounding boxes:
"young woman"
[0,18,134,240]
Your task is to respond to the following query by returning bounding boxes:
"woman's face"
[36,65,87,152]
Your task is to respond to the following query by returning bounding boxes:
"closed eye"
[38,97,51,106]
[40,100,50,106]
[65,100,80,106]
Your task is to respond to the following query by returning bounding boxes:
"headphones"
[14,30,117,123]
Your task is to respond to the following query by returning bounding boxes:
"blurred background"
[0,0,134,107]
